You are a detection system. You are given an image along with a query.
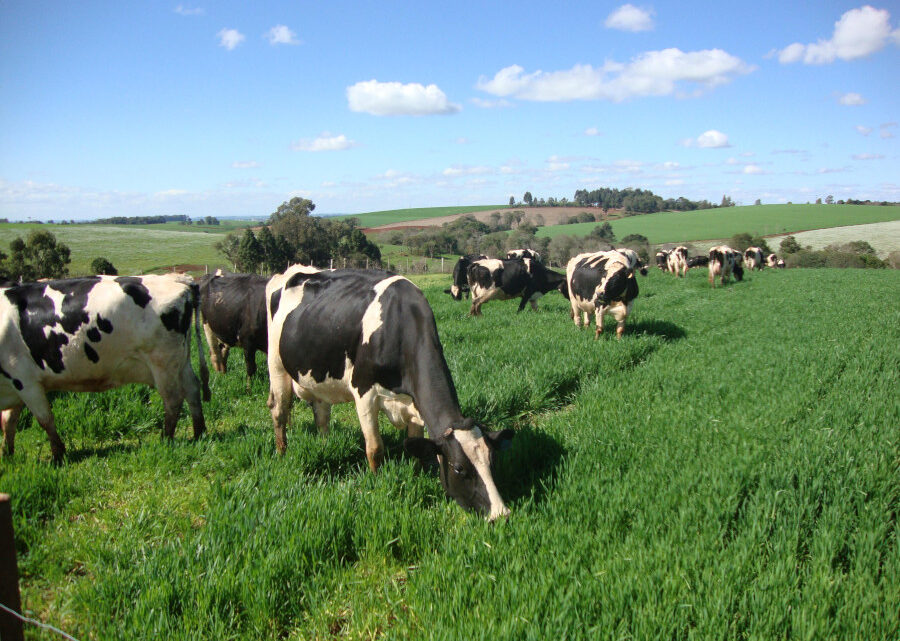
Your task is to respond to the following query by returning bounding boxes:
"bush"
[90,257,118,275]
[780,235,802,255]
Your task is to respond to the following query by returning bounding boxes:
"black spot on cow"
[4,284,71,373]
[86,327,102,342]
[84,343,99,363]
[96,314,114,333]
[269,289,282,319]
[115,277,152,308]
[1,364,24,390]
[161,301,192,334]
[51,278,99,334]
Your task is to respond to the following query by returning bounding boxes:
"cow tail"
[190,283,211,402]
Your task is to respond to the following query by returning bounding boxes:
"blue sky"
[1,1,898,220]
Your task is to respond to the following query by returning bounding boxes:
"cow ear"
[484,429,514,452]
[404,437,441,462]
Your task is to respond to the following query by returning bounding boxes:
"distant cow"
[687,255,709,268]
[198,270,269,381]
[655,250,671,272]
[506,248,541,262]
[766,253,778,268]
[667,246,689,277]
[1,274,210,461]
[776,258,786,269]
[446,254,487,301]
[266,266,514,519]
[744,246,765,271]
[566,250,639,338]
[615,248,648,276]
[467,258,568,316]
[708,246,744,287]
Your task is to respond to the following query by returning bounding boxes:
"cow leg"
[267,371,294,455]
[1,406,23,457]
[21,393,65,463]
[355,397,384,473]
[203,322,227,373]
[311,400,331,436]
[243,347,258,380]
[594,307,606,339]
[181,362,206,439]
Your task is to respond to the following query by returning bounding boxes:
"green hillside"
[335,205,506,228]
[536,204,900,243]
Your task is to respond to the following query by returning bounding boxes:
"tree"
[780,235,802,255]
[237,229,264,272]
[825,195,834,205]
[3,230,72,281]
[215,232,241,270]
[508,196,515,206]
[720,195,734,207]
[754,199,762,206]
[90,257,118,275]
[589,222,616,244]
[258,225,290,273]
[523,191,533,206]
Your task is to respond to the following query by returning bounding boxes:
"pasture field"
[335,205,506,228]
[0,223,229,275]
[535,204,900,244]
[1,268,898,640]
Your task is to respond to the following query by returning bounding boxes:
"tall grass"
[1,268,897,639]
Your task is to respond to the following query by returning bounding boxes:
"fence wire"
[0,602,81,641]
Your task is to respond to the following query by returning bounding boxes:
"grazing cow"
[776,258,786,269]
[708,245,744,287]
[687,255,709,268]
[766,253,778,268]
[446,254,487,300]
[467,258,568,316]
[566,250,639,339]
[667,246,689,277]
[655,250,671,272]
[744,246,765,271]
[615,248,648,276]
[266,266,514,519]
[0,274,210,461]
[198,270,269,381]
[506,248,541,262]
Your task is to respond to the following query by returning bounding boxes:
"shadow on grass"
[628,319,687,341]
[494,424,566,507]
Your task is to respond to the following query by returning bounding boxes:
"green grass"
[536,204,900,243]
[1,268,898,639]
[0,223,231,275]
[334,205,507,228]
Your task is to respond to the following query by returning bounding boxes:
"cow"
[265,265,514,520]
[667,246,689,277]
[776,258,786,269]
[766,253,778,268]
[744,246,765,271]
[687,255,709,269]
[615,248,648,276]
[0,274,210,462]
[655,250,671,272]
[506,248,541,262]
[566,250,639,339]
[198,270,269,382]
[466,257,568,316]
[445,254,487,300]
[708,245,744,287]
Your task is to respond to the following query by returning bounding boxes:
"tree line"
[505,188,724,213]
[89,214,220,225]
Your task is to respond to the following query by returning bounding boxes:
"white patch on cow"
[361,275,405,345]
[453,428,509,520]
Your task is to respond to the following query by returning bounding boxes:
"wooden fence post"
[0,493,24,641]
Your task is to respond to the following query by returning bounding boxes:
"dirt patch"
[363,207,614,233]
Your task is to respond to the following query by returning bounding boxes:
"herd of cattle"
[0,243,783,519]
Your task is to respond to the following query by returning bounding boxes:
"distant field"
[0,224,229,275]
[336,205,506,228]
[768,220,900,258]
[535,204,900,244]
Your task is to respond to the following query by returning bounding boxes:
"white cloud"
[347,80,461,116]
[776,5,899,64]
[175,5,204,16]
[292,133,357,152]
[881,122,897,139]
[743,165,765,174]
[476,48,753,103]
[584,127,602,136]
[265,25,300,45]
[852,153,885,160]
[232,161,260,169]
[442,165,492,177]
[604,4,655,32]
[682,129,731,148]
[217,28,245,51]
[838,92,866,105]
[855,125,873,135]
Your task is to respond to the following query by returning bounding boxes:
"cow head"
[405,422,514,520]
[445,285,465,300]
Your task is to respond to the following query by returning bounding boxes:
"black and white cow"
[466,257,568,316]
[506,248,541,262]
[446,254,487,300]
[0,274,210,461]
[776,258,786,269]
[766,253,778,268]
[744,246,765,270]
[687,255,709,268]
[615,248,648,276]
[566,250,639,339]
[667,246,689,277]
[198,270,269,381]
[266,266,514,519]
[708,245,744,287]
[655,249,671,272]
